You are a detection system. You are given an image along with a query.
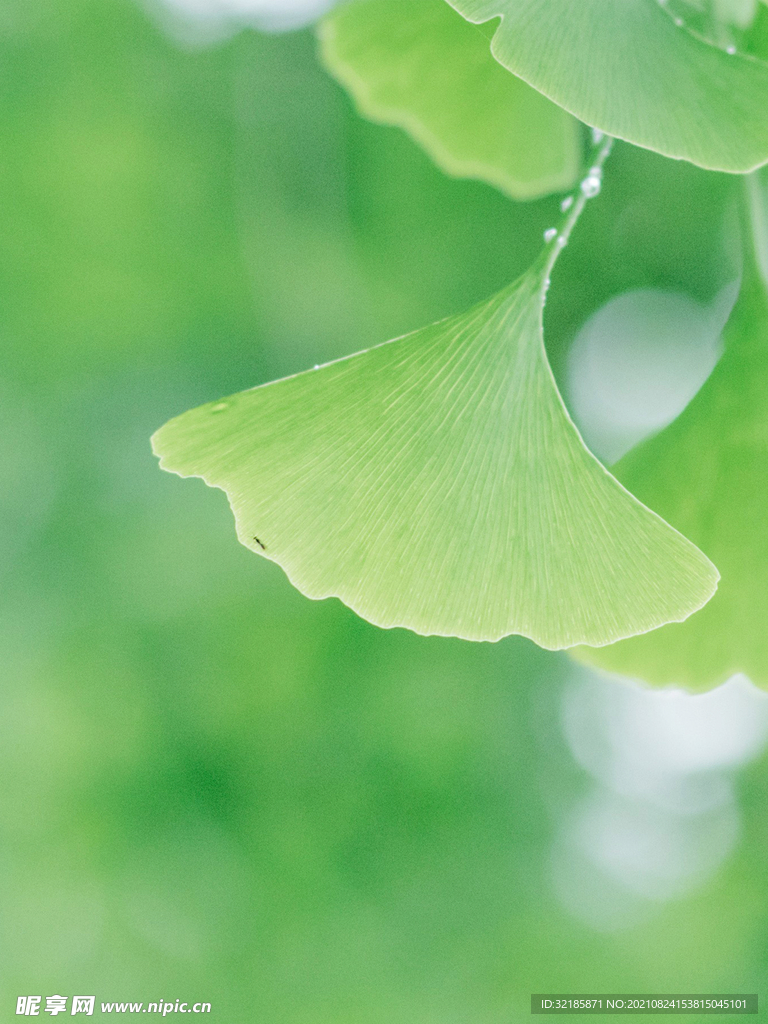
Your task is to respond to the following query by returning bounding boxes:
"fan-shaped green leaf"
[152,247,717,648]
[575,271,768,688]
[445,0,768,171]
[318,0,580,200]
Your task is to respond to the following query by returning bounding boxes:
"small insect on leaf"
[253,537,266,551]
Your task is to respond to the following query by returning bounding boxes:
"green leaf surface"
[577,174,768,687]
[152,247,717,649]
[445,0,768,171]
[576,275,768,689]
[318,0,580,199]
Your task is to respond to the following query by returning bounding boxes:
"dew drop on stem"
[580,175,602,199]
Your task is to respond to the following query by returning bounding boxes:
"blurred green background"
[1,0,767,1019]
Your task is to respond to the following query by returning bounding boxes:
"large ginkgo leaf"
[318,0,580,199]
[576,264,768,688]
[445,0,768,172]
[152,248,717,648]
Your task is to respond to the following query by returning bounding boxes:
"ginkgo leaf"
[575,269,768,688]
[445,0,768,172]
[318,0,580,199]
[152,245,718,649]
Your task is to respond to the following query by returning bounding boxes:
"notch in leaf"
[152,204,718,648]
[446,0,768,172]
[319,0,580,200]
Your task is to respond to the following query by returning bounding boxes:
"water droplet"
[580,174,602,199]
[591,128,605,145]
[556,235,568,249]
[560,196,574,212]
[211,402,228,413]
[589,166,603,178]
[313,364,320,370]
[673,15,683,25]
[544,227,558,243]
[726,44,736,54]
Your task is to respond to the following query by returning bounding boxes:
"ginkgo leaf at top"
[446,0,768,172]
[152,241,718,649]
[318,0,580,200]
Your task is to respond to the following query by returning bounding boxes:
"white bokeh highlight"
[552,672,768,931]
[566,284,737,464]
[140,0,337,42]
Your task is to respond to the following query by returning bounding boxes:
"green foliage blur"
[1,0,766,1019]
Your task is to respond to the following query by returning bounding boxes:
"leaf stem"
[542,133,615,288]
[742,170,768,294]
